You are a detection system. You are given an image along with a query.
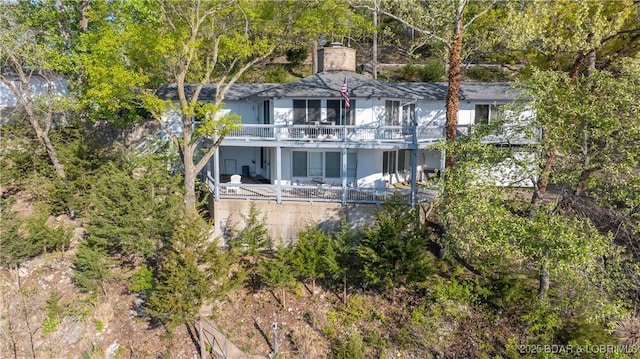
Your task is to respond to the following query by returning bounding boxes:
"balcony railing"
[223,124,443,142]
[205,175,438,205]
[457,124,540,144]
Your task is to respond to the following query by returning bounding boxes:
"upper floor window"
[402,103,416,126]
[385,100,400,126]
[293,99,321,124]
[475,104,503,125]
[327,99,356,125]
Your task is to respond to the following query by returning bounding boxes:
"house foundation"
[211,198,380,245]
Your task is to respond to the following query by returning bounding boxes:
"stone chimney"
[317,43,356,73]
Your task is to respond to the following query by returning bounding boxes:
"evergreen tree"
[257,246,297,308]
[356,203,432,289]
[145,215,213,330]
[289,224,330,294]
[230,203,272,285]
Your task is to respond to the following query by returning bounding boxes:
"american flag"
[340,78,350,108]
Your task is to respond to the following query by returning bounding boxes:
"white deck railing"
[205,174,438,205]
[223,124,443,142]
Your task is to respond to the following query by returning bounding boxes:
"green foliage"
[0,200,71,268]
[430,278,478,320]
[95,319,105,333]
[506,0,639,74]
[42,316,59,335]
[264,65,292,83]
[285,47,308,66]
[231,203,272,258]
[73,240,111,294]
[356,203,433,289]
[145,216,212,329]
[289,224,330,287]
[84,155,182,261]
[42,288,64,335]
[128,267,156,295]
[257,246,297,305]
[327,295,369,327]
[332,330,365,359]
[398,59,445,82]
[322,219,359,281]
[464,66,509,82]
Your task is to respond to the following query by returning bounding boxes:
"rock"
[105,341,120,359]
[62,321,85,345]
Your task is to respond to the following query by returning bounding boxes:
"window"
[262,100,270,124]
[402,103,416,126]
[385,100,400,126]
[309,152,323,176]
[293,99,321,124]
[347,152,357,178]
[292,151,343,178]
[383,150,410,174]
[292,151,308,176]
[475,104,503,125]
[398,150,411,172]
[327,99,356,125]
[325,152,341,178]
[383,151,397,174]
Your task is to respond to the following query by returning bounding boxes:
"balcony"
[205,174,438,205]
[221,123,443,143]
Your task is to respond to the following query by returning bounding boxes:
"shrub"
[286,47,308,66]
[265,65,291,83]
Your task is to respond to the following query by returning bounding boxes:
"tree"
[356,202,432,289]
[375,0,498,169]
[438,137,631,340]
[257,246,297,308]
[141,0,348,216]
[146,215,214,330]
[506,0,640,77]
[0,2,72,179]
[323,219,360,304]
[229,203,272,285]
[289,224,331,294]
[84,156,182,262]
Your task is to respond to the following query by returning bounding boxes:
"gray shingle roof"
[248,71,417,100]
[155,83,278,102]
[155,76,518,102]
[392,82,517,101]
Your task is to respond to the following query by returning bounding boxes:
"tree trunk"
[184,167,198,218]
[40,127,66,179]
[530,148,557,212]
[342,273,347,305]
[182,114,199,216]
[372,0,378,79]
[23,102,66,180]
[444,16,464,170]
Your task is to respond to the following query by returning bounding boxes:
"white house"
[156,44,535,206]
[156,44,537,241]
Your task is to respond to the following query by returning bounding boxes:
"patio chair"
[227,174,242,194]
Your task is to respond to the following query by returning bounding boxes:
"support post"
[410,125,418,208]
[342,147,348,206]
[272,313,280,355]
[214,147,220,201]
[276,146,282,204]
